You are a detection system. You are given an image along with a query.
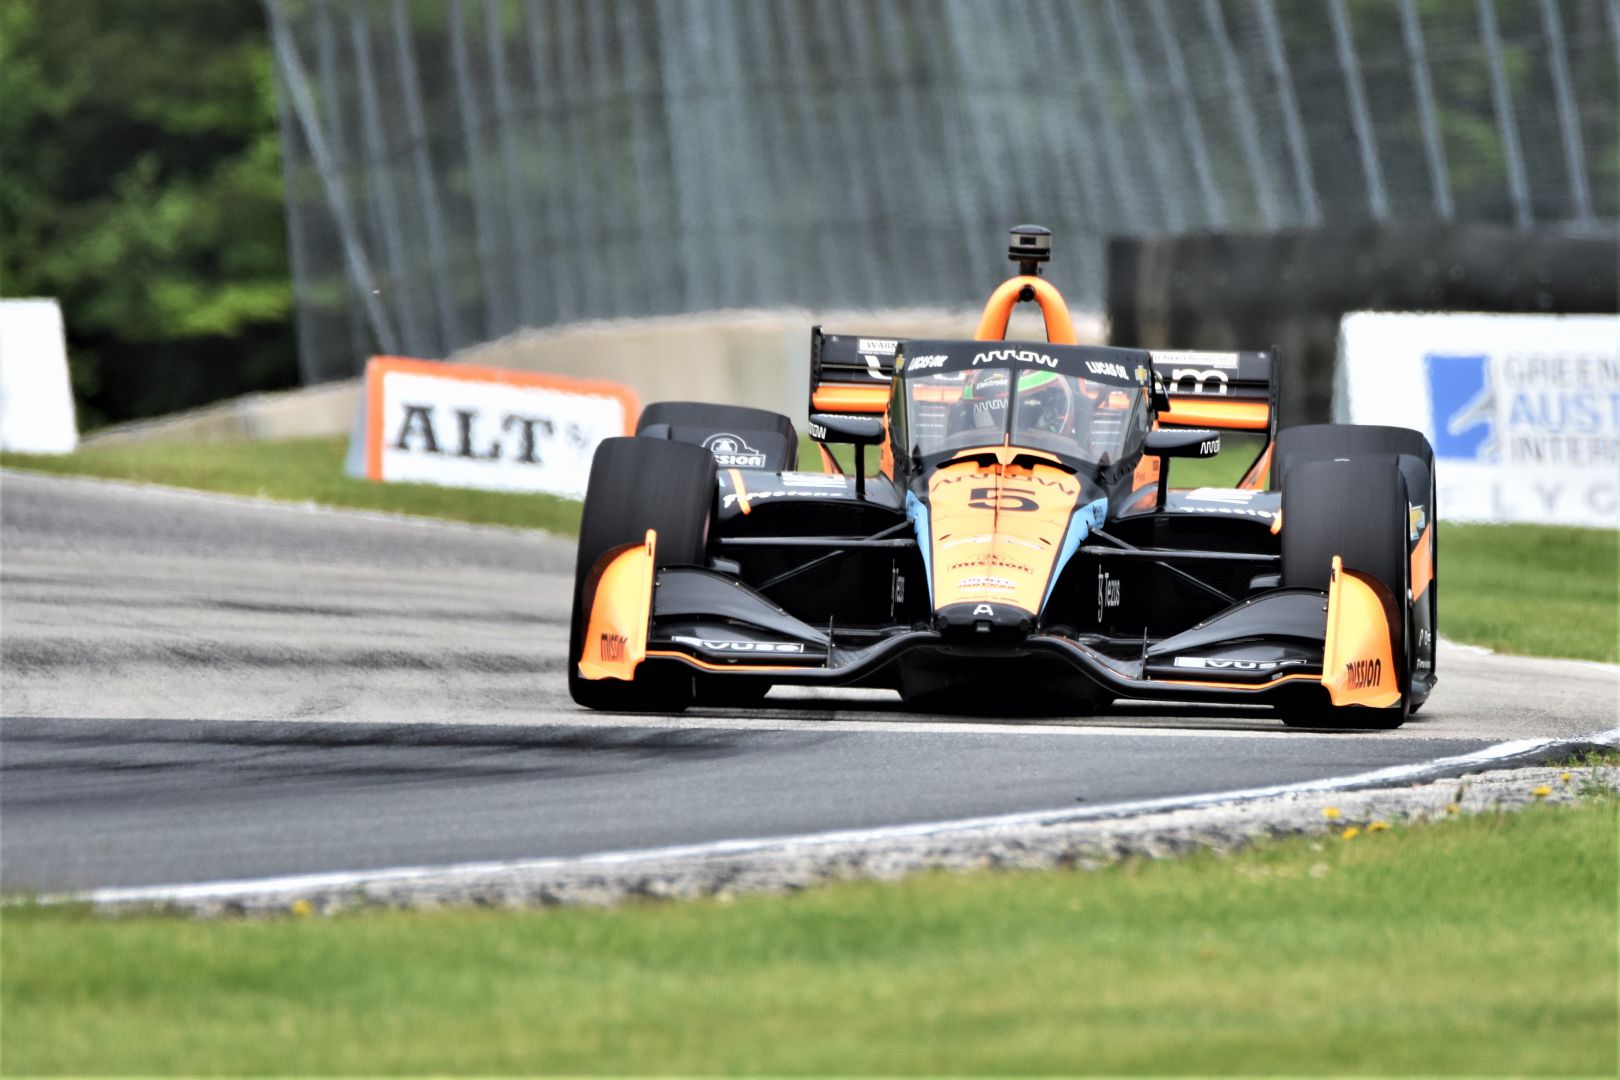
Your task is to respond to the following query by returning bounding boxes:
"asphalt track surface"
[2,470,1615,893]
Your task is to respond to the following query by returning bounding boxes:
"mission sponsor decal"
[599,632,627,662]
[1344,657,1382,688]
[947,554,1033,575]
[702,432,768,468]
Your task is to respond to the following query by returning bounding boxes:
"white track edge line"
[63,727,1619,906]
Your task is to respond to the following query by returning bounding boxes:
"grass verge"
[4,797,1614,1074]
[6,435,1616,662]
[1442,522,1618,664]
[1,437,583,534]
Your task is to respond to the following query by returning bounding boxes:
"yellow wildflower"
[1444,803,1459,815]
[290,898,313,917]
[1531,785,1552,799]
[1322,806,1341,820]
[1367,821,1390,832]
[1341,826,1360,840]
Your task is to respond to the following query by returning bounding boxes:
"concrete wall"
[85,305,1105,444]
[82,379,363,447]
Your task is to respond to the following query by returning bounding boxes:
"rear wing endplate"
[808,327,895,416]
[1149,348,1282,489]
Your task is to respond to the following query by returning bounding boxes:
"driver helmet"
[956,368,1075,435]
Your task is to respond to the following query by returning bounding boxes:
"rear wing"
[808,327,895,416]
[1149,348,1282,489]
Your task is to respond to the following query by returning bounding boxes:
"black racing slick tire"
[567,437,716,712]
[1280,456,1411,730]
[636,401,799,472]
[1273,422,1437,708]
[1271,423,1432,494]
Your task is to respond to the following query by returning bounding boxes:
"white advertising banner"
[0,298,78,453]
[1336,312,1619,528]
[352,356,638,498]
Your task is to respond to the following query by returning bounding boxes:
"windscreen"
[895,344,1152,468]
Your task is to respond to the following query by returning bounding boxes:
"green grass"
[4,797,1614,1074]
[6,435,1616,662]
[1442,522,1618,664]
[1,436,583,534]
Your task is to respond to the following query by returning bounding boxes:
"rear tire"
[568,438,716,711]
[636,401,799,471]
[1280,456,1410,730]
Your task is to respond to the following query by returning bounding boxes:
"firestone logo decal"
[722,489,846,509]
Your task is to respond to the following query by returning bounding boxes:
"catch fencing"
[265,0,1620,384]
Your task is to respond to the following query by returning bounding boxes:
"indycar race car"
[569,225,1437,728]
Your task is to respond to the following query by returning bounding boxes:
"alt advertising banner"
[1336,312,1618,528]
[349,357,639,498]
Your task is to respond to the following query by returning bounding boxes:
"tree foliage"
[0,0,296,429]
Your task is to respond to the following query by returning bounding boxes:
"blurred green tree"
[0,0,296,429]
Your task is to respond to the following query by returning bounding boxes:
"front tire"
[1274,423,1437,705]
[568,438,716,711]
[1280,455,1411,729]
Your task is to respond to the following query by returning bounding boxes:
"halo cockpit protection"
[891,341,1152,469]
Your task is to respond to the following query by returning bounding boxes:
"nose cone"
[920,457,1101,635]
[935,601,1034,643]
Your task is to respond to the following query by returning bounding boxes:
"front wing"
[579,541,1405,714]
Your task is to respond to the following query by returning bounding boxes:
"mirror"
[1144,428,1221,459]
[809,413,884,446]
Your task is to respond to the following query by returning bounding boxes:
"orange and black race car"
[569,226,1437,728]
